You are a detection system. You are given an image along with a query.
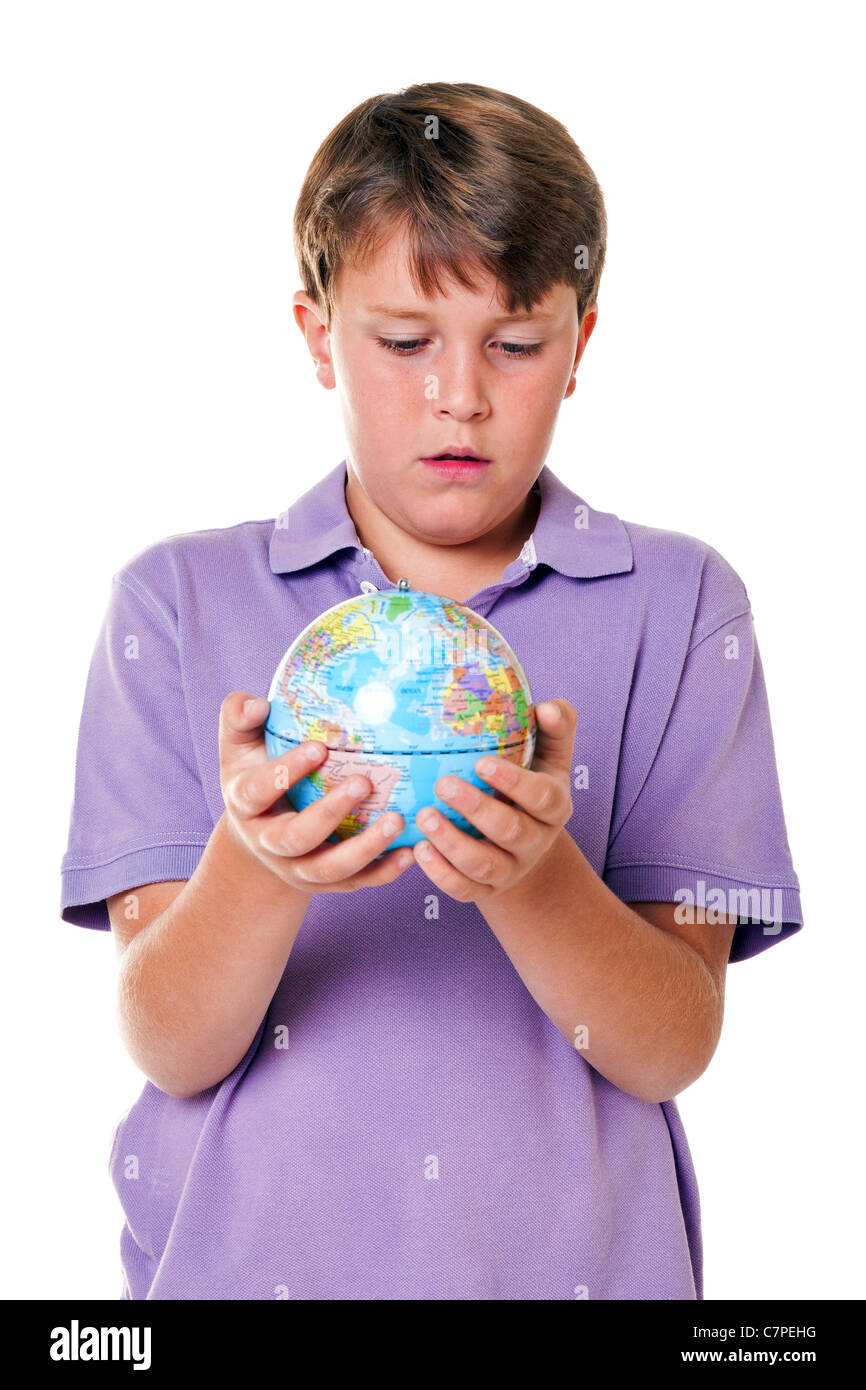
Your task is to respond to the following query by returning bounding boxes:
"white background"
[2,0,863,1300]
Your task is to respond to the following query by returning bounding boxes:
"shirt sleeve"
[603,597,803,963]
[60,569,214,930]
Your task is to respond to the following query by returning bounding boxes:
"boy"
[60,82,802,1300]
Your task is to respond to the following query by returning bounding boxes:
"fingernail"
[244,697,268,720]
[301,741,325,760]
[417,840,433,860]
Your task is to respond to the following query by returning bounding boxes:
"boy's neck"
[344,471,541,604]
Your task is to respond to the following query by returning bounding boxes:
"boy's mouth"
[423,446,490,462]
[420,446,492,476]
[421,455,492,480]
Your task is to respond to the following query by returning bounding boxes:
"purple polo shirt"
[60,458,803,1300]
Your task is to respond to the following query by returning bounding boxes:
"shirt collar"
[269,458,633,580]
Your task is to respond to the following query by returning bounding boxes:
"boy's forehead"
[334,225,572,324]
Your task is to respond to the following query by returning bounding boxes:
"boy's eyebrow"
[364,303,559,324]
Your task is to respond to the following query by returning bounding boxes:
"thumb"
[532,698,577,773]
[218,691,272,773]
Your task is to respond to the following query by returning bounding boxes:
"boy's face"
[293,226,595,562]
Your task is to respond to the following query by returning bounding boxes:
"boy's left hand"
[412,698,577,902]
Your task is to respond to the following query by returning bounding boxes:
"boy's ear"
[580,304,599,347]
[292,291,336,389]
[564,304,598,400]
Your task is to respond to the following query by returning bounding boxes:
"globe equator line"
[263,729,532,759]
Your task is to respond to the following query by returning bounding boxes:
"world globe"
[264,580,536,851]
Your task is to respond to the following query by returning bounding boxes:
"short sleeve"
[603,604,803,963]
[60,571,213,930]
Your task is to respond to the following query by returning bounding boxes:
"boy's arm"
[410,699,738,1103]
[106,693,412,1100]
[477,840,736,1103]
[108,812,317,1099]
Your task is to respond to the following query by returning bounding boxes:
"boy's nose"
[431,363,489,418]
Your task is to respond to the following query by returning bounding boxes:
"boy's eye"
[375,337,543,360]
[376,337,426,355]
[498,341,543,358]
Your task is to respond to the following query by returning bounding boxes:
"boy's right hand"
[218,691,413,894]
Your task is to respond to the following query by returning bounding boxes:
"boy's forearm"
[478,830,723,1103]
[117,813,313,1099]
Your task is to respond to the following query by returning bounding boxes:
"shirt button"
[359,579,379,594]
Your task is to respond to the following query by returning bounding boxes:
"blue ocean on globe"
[264,583,536,851]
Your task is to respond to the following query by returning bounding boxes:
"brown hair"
[293,82,606,331]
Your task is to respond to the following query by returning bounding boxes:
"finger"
[472,755,571,828]
[412,833,496,901]
[530,698,578,776]
[433,773,536,850]
[227,738,329,820]
[258,773,378,858]
[412,804,511,889]
[338,843,417,890]
[300,826,414,889]
[218,691,273,775]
